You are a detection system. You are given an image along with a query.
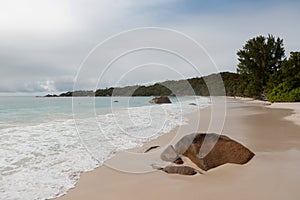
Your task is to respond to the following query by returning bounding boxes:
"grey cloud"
[0,76,74,93]
[0,0,299,95]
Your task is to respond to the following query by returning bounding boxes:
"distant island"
[45,34,300,102]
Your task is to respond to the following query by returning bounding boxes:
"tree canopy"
[268,51,300,102]
[237,34,285,98]
[54,72,240,97]
[46,34,299,102]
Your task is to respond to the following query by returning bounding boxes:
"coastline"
[56,98,300,200]
[267,102,300,126]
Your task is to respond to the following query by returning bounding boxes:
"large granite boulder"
[174,133,255,171]
[149,96,171,104]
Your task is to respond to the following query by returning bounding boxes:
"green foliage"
[236,34,299,102]
[268,52,300,102]
[132,84,172,96]
[54,72,240,97]
[281,52,300,89]
[59,90,94,97]
[49,36,299,102]
[268,83,300,102]
[95,87,114,96]
[237,34,285,98]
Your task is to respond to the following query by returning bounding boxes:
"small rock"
[144,145,160,153]
[149,96,171,104]
[161,166,199,176]
[173,157,184,165]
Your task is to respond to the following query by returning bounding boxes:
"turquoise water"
[0,96,185,125]
[0,96,192,128]
[0,96,210,200]
[0,97,73,127]
[0,96,151,126]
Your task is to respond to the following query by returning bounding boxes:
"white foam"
[0,97,210,200]
[0,120,99,200]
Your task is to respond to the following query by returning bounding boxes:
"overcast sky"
[0,0,299,95]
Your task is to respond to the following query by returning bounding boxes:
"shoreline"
[56,98,300,200]
[234,97,300,126]
[267,102,300,126]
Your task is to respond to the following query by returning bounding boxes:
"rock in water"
[174,133,255,171]
[149,96,171,104]
[161,166,198,176]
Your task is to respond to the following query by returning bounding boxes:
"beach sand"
[57,98,300,200]
[268,102,300,127]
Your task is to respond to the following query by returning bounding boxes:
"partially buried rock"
[173,157,184,165]
[149,96,171,104]
[174,133,255,171]
[144,145,160,153]
[160,166,199,176]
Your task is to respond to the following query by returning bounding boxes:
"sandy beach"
[57,98,300,200]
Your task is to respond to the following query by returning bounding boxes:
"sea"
[0,96,210,200]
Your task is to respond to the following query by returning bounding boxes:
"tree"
[237,34,285,98]
[268,51,300,102]
[281,52,300,89]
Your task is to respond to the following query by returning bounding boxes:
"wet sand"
[56,98,300,200]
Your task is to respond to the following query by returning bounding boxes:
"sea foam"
[0,97,209,200]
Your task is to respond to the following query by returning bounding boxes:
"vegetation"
[46,34,299,102]
[50,72,240,97]
[95,72,239,97]
[59,90,94,97]
[236,34,299,102]
[268,52,300,102]
[236,34,285,99]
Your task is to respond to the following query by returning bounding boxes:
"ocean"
[0,96,210,199]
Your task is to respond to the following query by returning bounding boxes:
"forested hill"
[45,34,300,102]
[53,72,240,97]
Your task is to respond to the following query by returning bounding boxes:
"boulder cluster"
[151,133,255,176]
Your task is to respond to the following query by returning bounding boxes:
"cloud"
[0,0,75,36]
[0,0,299,95]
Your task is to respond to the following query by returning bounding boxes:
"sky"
[0,0,299,95]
